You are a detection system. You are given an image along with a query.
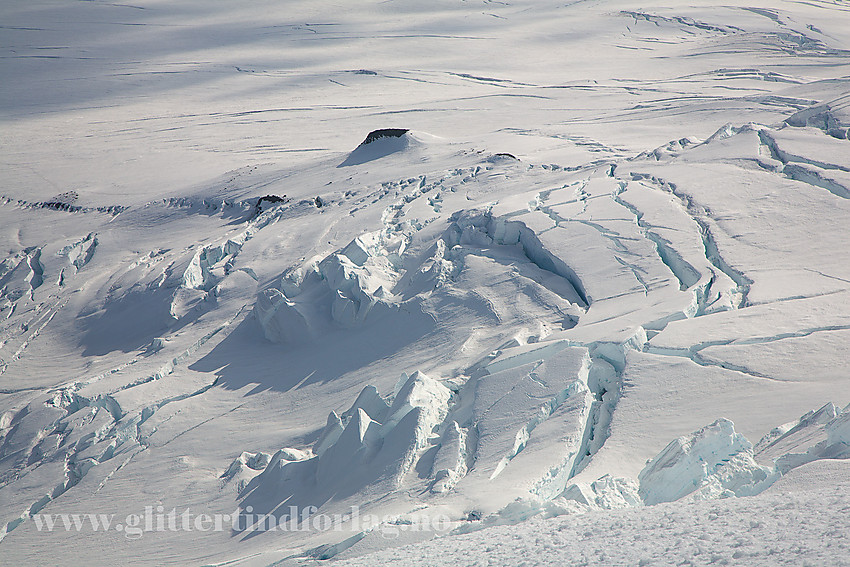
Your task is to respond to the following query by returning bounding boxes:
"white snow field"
[1,0,849,565]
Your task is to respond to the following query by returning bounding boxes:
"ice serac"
[254,229,404,342]
[60,232,98,272]
[638,418,774,505]
[343,385,391,424]
[559,404,850,515]
[430,420,472,494]
[444,210,588,307]
[237,371,451,517]
[313,411,345,458]
[754,403,837,464]
[317,408,383,486]
[382,371,451,439]
[754,402,850,473]
[254,288,314,343]
[440,345,594,509]
[182,238,243,291]
[256,205,590,348]
[784,92,850,139]
[221,451,273,492]
[561,475,641,510]
[827,405,850,447]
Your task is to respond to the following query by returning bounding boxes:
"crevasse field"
[1,1,849,565]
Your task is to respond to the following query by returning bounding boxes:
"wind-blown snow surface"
[1,0,850,565]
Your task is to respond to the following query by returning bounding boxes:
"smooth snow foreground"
[1,1,849,565]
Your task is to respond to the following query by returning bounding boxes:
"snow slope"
[1,0,849,565]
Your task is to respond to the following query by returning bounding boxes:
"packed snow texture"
[334,459,850,567]
[1,0,849,565]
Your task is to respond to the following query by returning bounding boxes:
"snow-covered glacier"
[1,0,849,565]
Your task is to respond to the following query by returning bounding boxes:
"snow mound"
[339,129,416,167]
[362,129,410,145]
